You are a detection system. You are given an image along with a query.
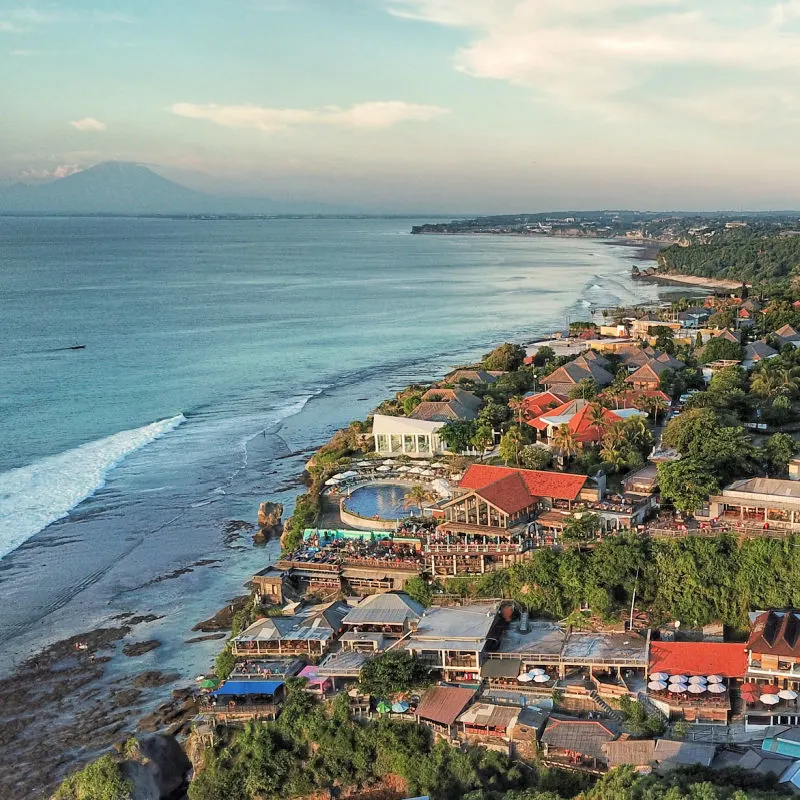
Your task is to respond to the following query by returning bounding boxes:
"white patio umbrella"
[688,676,707,685]
[647,681,667,691]
[533,674,551,683]
[527,668,546,676]
[325,478,340,486]
[376,465,391,472]
[382,459,397,465]
[396,465,410,472]
[348,688,361,697]
[687,684,706,694]
[517,673,533,683]
[779,689,798,701]
[340,470,358,479]
[707,683,726,694]
[668,683,688,693]
[650,672,668,682]
[408,467,425,475]
[761,694,781,705]
[706,675,724,683]
[668,674,688,684]
[415,459,431,465]
[357,461,373,467]
[421,469,435,477]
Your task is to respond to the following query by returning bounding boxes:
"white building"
[371,414,449,457]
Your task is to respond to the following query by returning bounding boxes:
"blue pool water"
[344,483,413,520]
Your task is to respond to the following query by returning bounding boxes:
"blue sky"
[3,0,800,211]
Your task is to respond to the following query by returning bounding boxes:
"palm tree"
[404,484,433,515]
[499,426,525,465]
[552,424,579,465]
[508,395,529,427]
[647,394,669,425]
[587,403,609,443]
[750,362,782,399]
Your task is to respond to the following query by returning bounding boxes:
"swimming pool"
[343,483,414,520]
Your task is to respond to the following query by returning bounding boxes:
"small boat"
[69,344,86,350]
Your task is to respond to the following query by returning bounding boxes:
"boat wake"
[0,414,185,559]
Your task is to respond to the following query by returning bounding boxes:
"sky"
[3,0,800,212]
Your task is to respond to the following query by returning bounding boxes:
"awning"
[213,680,284,696]
[481,658,522,679]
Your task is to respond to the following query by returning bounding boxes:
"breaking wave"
[0,414,185,559]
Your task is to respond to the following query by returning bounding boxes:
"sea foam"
[0,414,185,559]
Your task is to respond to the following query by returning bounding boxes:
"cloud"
[0,6,134,32]
[171,101,449,133]
[70,117,107,132]
[20,164,83,180]
[384,0,800,123]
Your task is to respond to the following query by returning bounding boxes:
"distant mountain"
[0,162,353,215]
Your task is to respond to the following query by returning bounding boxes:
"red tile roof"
[526,399,586,431]
[746,610,800,658]
[522,391,568,419]
[649,642,747,679]
[460,465,587,502]
[474,472,539,515]
[566,404,623,444]
[416,686,476,726]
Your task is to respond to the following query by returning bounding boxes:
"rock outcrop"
[121,734,192,800]
[254,501,283,542]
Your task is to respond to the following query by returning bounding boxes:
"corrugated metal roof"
[413,603,500,641]
[416,686,475,726]
[653,739,715,768]
[343,593,424,626]
[602,739,656,767]
[541,715,619,761]
[407,638,485,652]
[457,703,519,729]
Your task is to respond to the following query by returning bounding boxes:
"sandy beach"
[643,273,746,291]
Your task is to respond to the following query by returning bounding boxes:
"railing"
[277,559,340,572]
[647,526,795,541]
[426,543,526,554]
[342,557,422,571]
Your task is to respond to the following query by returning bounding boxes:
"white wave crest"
[0,414,185,559]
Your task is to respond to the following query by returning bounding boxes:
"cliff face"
[121,735,192,800]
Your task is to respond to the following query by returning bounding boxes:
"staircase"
[637,691,669,725]
[590,690,624,723]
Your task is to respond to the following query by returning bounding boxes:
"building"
[457,702,521,743]
[704,478,800,532]
[403,602,502,682]
[251,566,286,605]
[763,728,800,759]
[408,389,482,423]
[428,465,588,575]
[372,414,449,457]
[204,680,285,723]
[340,591,424,647]
[521,391,568,420]
[542,361,614,396]
[443,369,500,386]
[415,685,476,737]
[626,359,675,390]
[776,324,800,348]
[540,715,620,771]
[527,400,644,446]
[651,740,715,772]
[647,641,746,724]
[743,341,778,370]
[742,610,800,730]
[231,601,348,659]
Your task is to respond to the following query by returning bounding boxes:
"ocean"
[0,216,662,681]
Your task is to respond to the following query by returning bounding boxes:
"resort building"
[204,680,285,724]
[428,465,589,573]
[646,641,746,725]
[542,360,614,396]
[408,389,481,423]
[528,401,645,447]
[540,716,620,772]
[371,414,448,457]
[776,325,800,348]
[443,369,501,386]
[625,359,680,391]
[457,702,521,745]
[739,610,800,731]
[231,601,348,659]
[615,344,657,368]
[403,602,503,683]
[340,591,424,649]
[703,478,800,532]
[521,391,568,420]
[415,685,476,738]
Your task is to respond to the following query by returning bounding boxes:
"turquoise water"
[0,217,661,679]
[344,484,412,520]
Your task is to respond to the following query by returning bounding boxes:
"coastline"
[2,232,669,797]
[636,272,745,291]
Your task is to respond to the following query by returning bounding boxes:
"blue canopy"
[213,680,284,697]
